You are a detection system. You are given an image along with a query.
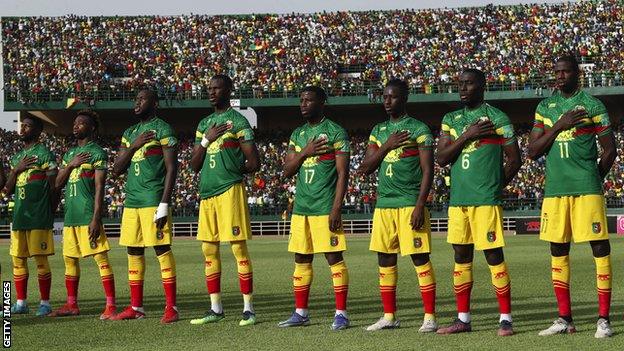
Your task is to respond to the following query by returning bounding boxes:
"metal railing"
[5,72,623,104]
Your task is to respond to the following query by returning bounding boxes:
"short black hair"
[300,86,327,102]
[211,74,233,91]
[76,109,100,132]
[556,54,580,73]
[138,87,159,102]
[461,68,486,88]
[23,115,43,131]
[385,78,409,98]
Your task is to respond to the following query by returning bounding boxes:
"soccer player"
[49,110,116,319]
[528,55,616,338]
[2,116,58,316]
[436,69,521,336]
[278,86,351,330]
[110,89,179,324]
[359,79,437,332]
[189,75,260,326]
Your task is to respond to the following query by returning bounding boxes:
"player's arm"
[56,153,91,189]
[359,131,410,175]
[528,108,587,160]
[502,139,522,186]
[411,146,433,230]
[3,156,37,195]
[436,120,495,166]
[597,131,616,178]
[89,168,106,242]
[240,141,260,174]
[155,145,178,229]
[112,131,155,177]
[329,152,349,232]
[190,123,228,173]
[283,138,328,178]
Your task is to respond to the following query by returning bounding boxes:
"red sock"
[453,263,473,313]
[129,280,144,308]
[163,277,176,307]
[65,275,79,305]
[14,274,28,300]
[101,275,116,306]
[38,273,52,301]
[206,273,221,294]
[294,285,311,309]
[239,272,253,295]
[380,287,396,314]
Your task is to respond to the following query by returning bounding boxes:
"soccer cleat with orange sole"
[109,306,146,321]
[160,306,179,324]
[49,303,80,317]
[100,305,117,320]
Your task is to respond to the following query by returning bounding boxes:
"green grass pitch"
[3,235,624,350]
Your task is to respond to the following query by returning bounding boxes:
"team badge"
[90,241,98,249]
[330,236,339,247]
[413,238,422,248]
[232,226,241,236]
[592,222,601,234]
[487,231,496,242]
[156,230,164,240]
[40,242,47,250]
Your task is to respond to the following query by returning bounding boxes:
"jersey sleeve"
[159,123,178,148]
[194,119,207,145]
[333,128,350,156]
[288,129,299,154]
[440,114,454,140]
[235,116,254,143]
[368,124,380,149]
[494,112,516,145]
[120,128,131,149]
[533,101,547,131]
[61,152,70,168]
[41,149,58,174]
[589,100,611,136]
[415,125,434,150]
[92,149,108,171]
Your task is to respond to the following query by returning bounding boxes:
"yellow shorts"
[63,225,110,258]
[370,207,431,256]
[10,229,54,257]
[288,214,347,254]
[539,195,608,243]
[447,205,505,250]
[120,207,172,247]
[197,183,252,242]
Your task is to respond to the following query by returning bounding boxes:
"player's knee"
[154,245,171,256]
[294,253,314,264]
[550,242,570,257]
[127,246,145,256]
[378,252,398,267]
[484,248,504,265]
[324,252,344,266]
[230,240,249,258]
[453,244,474,263]
[590,240,610,258]
[201,241,219,258]
[410,253,430,266]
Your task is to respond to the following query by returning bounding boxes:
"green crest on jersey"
[592,222,601,234]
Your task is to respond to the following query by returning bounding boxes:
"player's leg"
[590,239,612,338]
[484,248,512,336]
[278,253,314,327]
[155,244,178,324]
[325,251,349,330]
[51,226,81,317]
[33,255,52,316]
[110,246,146,320]
[437,244,474,334]
[92,252,116,319]
[367,252,400,331]
[231,240,255,326]
[11,255,29,314]
[411,253,437,332]
[191,241,223,324]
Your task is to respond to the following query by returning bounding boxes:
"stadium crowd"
[3,0,624,101]
[1,124,624,219]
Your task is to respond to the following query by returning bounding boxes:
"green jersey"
[368,116,434,208]
[441,103,515,206]
[10,143,57,230]
[288,118,349,216]
[194,108,254,198]
[120,117,178,208]
[533,90,611,197]
[61,141,107,226]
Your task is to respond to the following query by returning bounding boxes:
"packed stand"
[3,0,624,102]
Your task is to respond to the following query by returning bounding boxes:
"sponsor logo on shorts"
[487,231,496,242]
[156,230,164,240]
[330,236,339,247]
[597,274,611,281]
[90,241,97,249]
[413,238,422,248]
[40,242,47,250]
[418,270,431,278]
[232,226,241,236]
[592,222,601,234]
